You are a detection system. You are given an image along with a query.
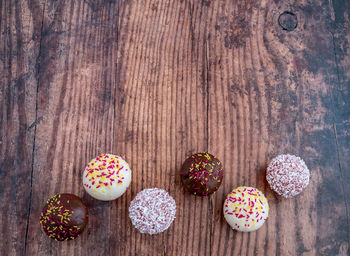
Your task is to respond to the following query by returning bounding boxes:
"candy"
[266,154,310,198]
[40,193,88,241]
[180,153,223,196]
[223,186,269,232]
[129,188,176,235]
[83,154,132,201]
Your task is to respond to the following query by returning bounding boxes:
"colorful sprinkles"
[224,186,269,232]
[40,193,88,241]
[180,153,223,196]
[83,154,132,201]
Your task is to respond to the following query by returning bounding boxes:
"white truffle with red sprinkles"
[129,188,176,235]
[223,186,269,232]
[83,154,132,201]
[266,154,310,198]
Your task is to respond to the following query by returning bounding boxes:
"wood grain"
[207,0,350,255]
[0,0,45,255]
[330,1,350,252]
[24,0,120,255]
[0,0,349,255]
[110,1,211,255]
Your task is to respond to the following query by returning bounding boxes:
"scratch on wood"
[328,0,335,21]
[27,116,43,131]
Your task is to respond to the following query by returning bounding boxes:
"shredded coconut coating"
[266,154,310,198]
[129,188,176,235]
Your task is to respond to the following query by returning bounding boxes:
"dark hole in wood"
[278,11,298,31]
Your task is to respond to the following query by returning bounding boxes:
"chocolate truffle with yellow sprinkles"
[180,153,223,196]
[40,193,88,241]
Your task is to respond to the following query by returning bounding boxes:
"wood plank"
[0,1,45,255]
[1,0,349,255]
[328,0,350,254]
[25,0,119,255]
[110,0,211,255]
[207,0,349,255]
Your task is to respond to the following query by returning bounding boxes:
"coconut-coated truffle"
[129,188,176,235]
[266,154,310,198]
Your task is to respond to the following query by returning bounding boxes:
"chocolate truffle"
[223,186,269,232]
[180,152,223,196]
[129,188,176,235]
[40,193,88,241]
[83,153,132,201]
[266,154,310,198]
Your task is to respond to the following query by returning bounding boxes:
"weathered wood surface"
[0,0,349,255]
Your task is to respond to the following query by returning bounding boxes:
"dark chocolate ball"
[180,153,223,196]
[40,193,88,241]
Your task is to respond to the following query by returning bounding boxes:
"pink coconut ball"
[266,154,310,198]
[129,188,176,235]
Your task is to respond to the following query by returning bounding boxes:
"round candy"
[224,186,269,232]
[83,153,132,201]
[129,188,176,235]
[40,193,88,241]
[266,154,310,198]
[180,152,223,196]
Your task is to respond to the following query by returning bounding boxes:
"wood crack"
[24,1,46,254]
[205,36,212,256]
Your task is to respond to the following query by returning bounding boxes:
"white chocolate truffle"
[223,186,269,232]
[83,154,132,201]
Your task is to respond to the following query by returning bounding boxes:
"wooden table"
[1,0,349,255]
